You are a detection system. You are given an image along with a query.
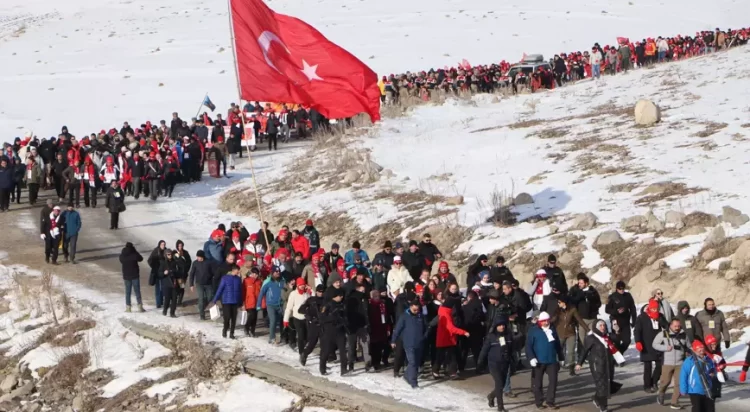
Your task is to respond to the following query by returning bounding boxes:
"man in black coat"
[568,273,601,343]
[401,240,424,282]
[634,300,668,392]
[104,180,125,230]
[372,240,395,272]
[128,153,145,199]
[169,113,182,139]
[40,205,63,264]
[189,250,216,320]
[319,288,349,376]
[417,233,442,271]
[489,256,515,285]
[605,281,637,355]
[119,242,144,312]
[299,285,326,366]
[542,254,567,295]
[194,119,209,142]
[461,291,486,371]
[345,284,371,371]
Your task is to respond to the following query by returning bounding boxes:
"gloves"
[40,234,46,240]
[725,341,731,350]
[636,342,644,352]
[740,371,747,383]
[530,358,538,368]
[283,321,289,328]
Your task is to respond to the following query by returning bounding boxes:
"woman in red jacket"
[435,298,469,379]
[242,268,262,337]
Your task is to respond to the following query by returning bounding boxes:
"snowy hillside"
[1,0,748,138]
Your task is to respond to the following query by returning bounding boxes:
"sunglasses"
[393,262,401,265]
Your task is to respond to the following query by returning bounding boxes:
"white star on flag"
[301,60,324,82]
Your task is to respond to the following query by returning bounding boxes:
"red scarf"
[601,334,619,355]
[26,162,33,171]
[105,162,115,174]
[49,212,59,233]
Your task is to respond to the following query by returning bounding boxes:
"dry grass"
[526,171,549,184]
[691,121,728,138]
[38,319,96,346]
[42,353,90,393]
[608,182,640,193]
[595,242,684,282]
[527,126,570,140]
[506,118,546,130]
[634,183,706,205]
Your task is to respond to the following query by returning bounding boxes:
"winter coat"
[128,159,145,178]
[188,260,215,287]
[656,298,674,323]
[62,165,79,184]
[633,312,668,362]
[119,246,143,281]
[436,305,467,348]
[578,332,617,399]
[302,226,319,251]
[212,274,242,305]
[489,265,515,285]
[695,309,730,343]
[392,308,426,349]
[552,306,588,340]
[368,298,392,343]
[202,239,224,264]
[401,250,424,281]
[526,325,563,365]
[284,290,309,322]
[0,165,14,190]
[605,291,637,327]
[652,329,687,366]
[321,300,348,335]
[344,249,369,266]
[387,266,411,295]
[345,290,369,331]
[23,163,43,185]
[258,278,284,308]
[370,269,387,293]
[478,318,513,365]
[543,266,568,294]
[417,241,442,266]
[145,160,161,179]
[299,295,324,325]
[105,186,125,214]
[62,210,81,239]
[158,258,179,290]
[242,276,262,309]
[680,354,715,396]
[373,251,395,271]
[568,285,601,319]
[676,301,704,343]
[291,236,310,260]
[302,263,327,290]
[461,298,486,335]
[540,293,561,319]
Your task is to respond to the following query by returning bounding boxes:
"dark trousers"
[28,183,39,204]
[0,189,9,211]
[532,362,559,407]
[243,308,258,334]
[292,318,307,354]
[689,394,715,412]
[110,212,119,229]
[425,329,437,368]
[613,318,632,354]
[196,285,213,319]
[44,236,60,262]
[643,360,662,390]
[67,184,80,206]
[303,323,320,356]
[436,346,458,376]
[370,341,388,368]
[393,339,406,374]
[404,347,422,387]
[461,330,484,370]
[267,132,277,151]
[223,303,238,336]
[62,235,78,261]
[154,279,163,308]
[10,182,21,203]
[83,184,97,207]
[296,124,307,139]
[53,175,64,199]
[489,361,511,409]
[162,287,177,316]
[320,332,347,374]
[149,179,159,200]
[132,177,142,198]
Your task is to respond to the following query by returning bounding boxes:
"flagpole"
[194,92,208,120]
[227,0,270,252]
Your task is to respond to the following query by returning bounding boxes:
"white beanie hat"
[538,311,550,322]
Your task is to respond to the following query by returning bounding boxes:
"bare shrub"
[41,271,58,326]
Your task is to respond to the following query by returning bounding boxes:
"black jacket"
[578,331,618,399]
[489,265,515,285]
[128,158,145,178]
[479,319,513,365]
[569,285,601,319]
[188,260,215,287]
[119,245,143,280]
[345,290,369,332]
[158,258,179,290]
[401,250,424,281]
[605,291,637,326]
[321,300,348,334]
[633,312,668,362]
[543,266,568,294]
[540,293,561,319]
[461,298,486,333]
[417,241,441,265]
[105,186,125,214]
[372,251,395,271]
[675,300,704,344]
[299,295,325,325]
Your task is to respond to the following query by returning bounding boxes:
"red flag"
[230,0,381,121]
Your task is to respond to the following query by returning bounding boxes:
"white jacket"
[283,290,308,322]
[591,50,603,65]
[387,266,411,295]
[657,39,669,52]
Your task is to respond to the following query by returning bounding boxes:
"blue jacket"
[62,210,82,239]
[212,274,242,305]
[344,249,369,266]
[391,309,426,349]
[680,354,715,396]
[0,165,13,190]
[258,278,284,309]
[203,239,224,264]
[526,325,563,365]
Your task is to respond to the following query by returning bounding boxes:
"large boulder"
[705,226,726,247]
[570,212,598,231]
[684,212,719,229]
[342,170,361,184]
[645,211,665,232]
[0,374,17,393]
[731,239,750,273]
[445,196,464,206]
[594,230,623,247]
[634,99,661,126]
[722,206,750,228]
[558,251,583,267]
[514,192,534,206]
[621,215,647,232]
[664,210,686,229]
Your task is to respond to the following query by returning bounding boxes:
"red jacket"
[291,236,310,260]
[436,306,467,348]
[242,276,262,309]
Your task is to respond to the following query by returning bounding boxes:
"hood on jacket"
[677,300,690,314]
[492,315,509,330]
[175,239,184,250]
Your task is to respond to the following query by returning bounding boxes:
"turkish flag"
[230,0,381,122]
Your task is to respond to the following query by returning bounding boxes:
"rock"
[731,240,750,270]
[719,260,732,271]
[701,249,717,262]
[651,260,667,271]
[514,192,534,206]
[645,211,665,232]
[634,99,661,126]
[680,226,707,236]
[445,195,464,206]
[549,225,559,234]
[621,215,647,231]
[645,268,662,282]
[684,212,719,228]
[558,252,582,267]
[342,170,360,184]
[382,169,395,179]
[594,230,623,247]
[0,381,34,402]
[705,226,726,247]
[26,403,40,412]
[646,255,657,265]
[570,212,598,231]
[0,374,17,393]
[665,210,686,229]
[72,395,83,411]
[725,269,740,280]
[364,160,384,173]
[722,205,743,218]
[642,237,656,246]
[62,407,74,412]
[724,212,750,228]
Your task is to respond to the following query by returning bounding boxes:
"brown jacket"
[552,306,588,339]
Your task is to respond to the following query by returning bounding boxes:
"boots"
[137,304,145,313]
[487,393,495,408]
[125,305,131,313]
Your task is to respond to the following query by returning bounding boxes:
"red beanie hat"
[296,277,306,287]
[692,340,705,352]
[704,334,717,346]
[277,247,289,256]
[306,219,313,226]
[263,255,272,265]
[439,261,449,269]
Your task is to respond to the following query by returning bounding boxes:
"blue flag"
[203,95,216,112]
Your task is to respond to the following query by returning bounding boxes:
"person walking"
[242,268,262,336]
[61,203,81,264]
[679,340,716,412]
[526,311,563,410]
[695,298,730,351]
[211,264,243,339]
[0,157,13,212]
[652,318,687,409]
[576,319,624,412]
[635,299,668,393]
[284,277,310,355]
[435,298,469,379]
[299,284,326,366]
[345,283,371,372]
[104,180,125,230]
[41,205,63,264]
[188,250,215,320]
[605,281,637,355]
[148,240,167,309]
[478,316,513,412]
[552,296,589,376]
[320,287,349,376]
[368,289,393,371]
[22,156,43,205]
[119,242,145,313]
[391,299,426,388]
[257,267,284,344]
[158,249,179,318]
[676,301,704,344]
